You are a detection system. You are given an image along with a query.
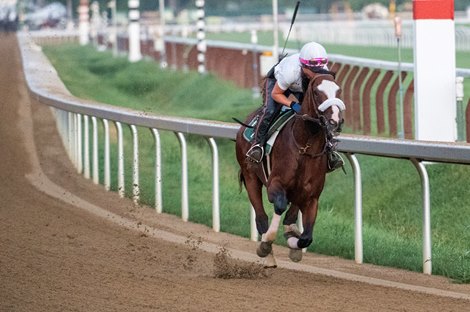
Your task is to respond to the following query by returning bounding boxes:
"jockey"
[246,41,344,172]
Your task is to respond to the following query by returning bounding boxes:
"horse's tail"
[238,169,246,193]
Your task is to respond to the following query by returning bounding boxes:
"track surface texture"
[1,34,470,312]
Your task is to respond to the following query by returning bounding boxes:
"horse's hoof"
[289,248,303,262]
[256,241,273,258]
[264,251,277,268]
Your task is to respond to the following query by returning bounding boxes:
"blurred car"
[362,3,389,19]
[24,2,66,30]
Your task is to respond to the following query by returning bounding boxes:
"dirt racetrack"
[1,34,470,312]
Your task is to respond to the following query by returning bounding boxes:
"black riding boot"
[326,132,345,173]
[246,78,280,163]
[327,151,344,172]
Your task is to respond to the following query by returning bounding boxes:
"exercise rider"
[246,41,344,172]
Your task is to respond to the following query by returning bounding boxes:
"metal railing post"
[206,137,220,232]
[92,116,99,184]
[73,113,78,168]
[77,113,83,174]
[151,128,163,213]
[67,112,73,160]
[103,119,111,191]
[84,115,90,179]
[116,121,125,198]
[346,153,363,264]
[411,158,432,275]
[175,132,188,222]
[130,124,139,204]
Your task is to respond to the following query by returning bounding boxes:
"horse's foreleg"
[257,213,280,260]
[258,181,288,257]
[297,198,319,249]
[264,181,288,241]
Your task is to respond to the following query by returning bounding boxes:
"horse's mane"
[302,68,336,93]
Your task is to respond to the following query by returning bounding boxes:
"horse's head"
[302,73,346,135]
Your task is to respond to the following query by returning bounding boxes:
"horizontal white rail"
[18,32,470,275]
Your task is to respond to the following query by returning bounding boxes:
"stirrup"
[327,151,344,173]
[246,143,264,163]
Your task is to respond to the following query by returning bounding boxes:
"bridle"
[292,74,345,158]
[293,123,340,158]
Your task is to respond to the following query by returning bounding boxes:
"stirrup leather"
[246,144,264,163]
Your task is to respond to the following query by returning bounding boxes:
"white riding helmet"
[299,42,328,68]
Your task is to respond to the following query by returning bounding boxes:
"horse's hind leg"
[242,171,270,245]
[297,198,320,249]
[283,203,299,227]
[283,204,301,243]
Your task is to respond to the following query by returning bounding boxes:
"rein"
[291,114,333,158]
[296,132,330,157]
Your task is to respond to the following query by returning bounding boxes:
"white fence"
[290,19,470,52]
[19,32,470,275]
[138,17,470,51]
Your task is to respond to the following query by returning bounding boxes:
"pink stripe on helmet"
[299,57,328,67]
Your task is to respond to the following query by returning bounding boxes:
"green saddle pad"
[242,109,295,155]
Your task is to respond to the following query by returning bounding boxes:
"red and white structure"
[78,0,89,46]
[413,0,456,142]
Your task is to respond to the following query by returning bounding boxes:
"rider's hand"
[290,102,301,113]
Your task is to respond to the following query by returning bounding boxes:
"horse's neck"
[291,117,324,148]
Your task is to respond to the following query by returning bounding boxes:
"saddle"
[242,108,295,184]
[242,108,295,156]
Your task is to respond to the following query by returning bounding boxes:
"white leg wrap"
[261,233,268,242]
[264,213,281,242]
[287,236,300,249]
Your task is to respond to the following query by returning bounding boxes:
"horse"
[235,72,345,267]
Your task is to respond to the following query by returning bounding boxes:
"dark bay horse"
[235,73,345,266]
